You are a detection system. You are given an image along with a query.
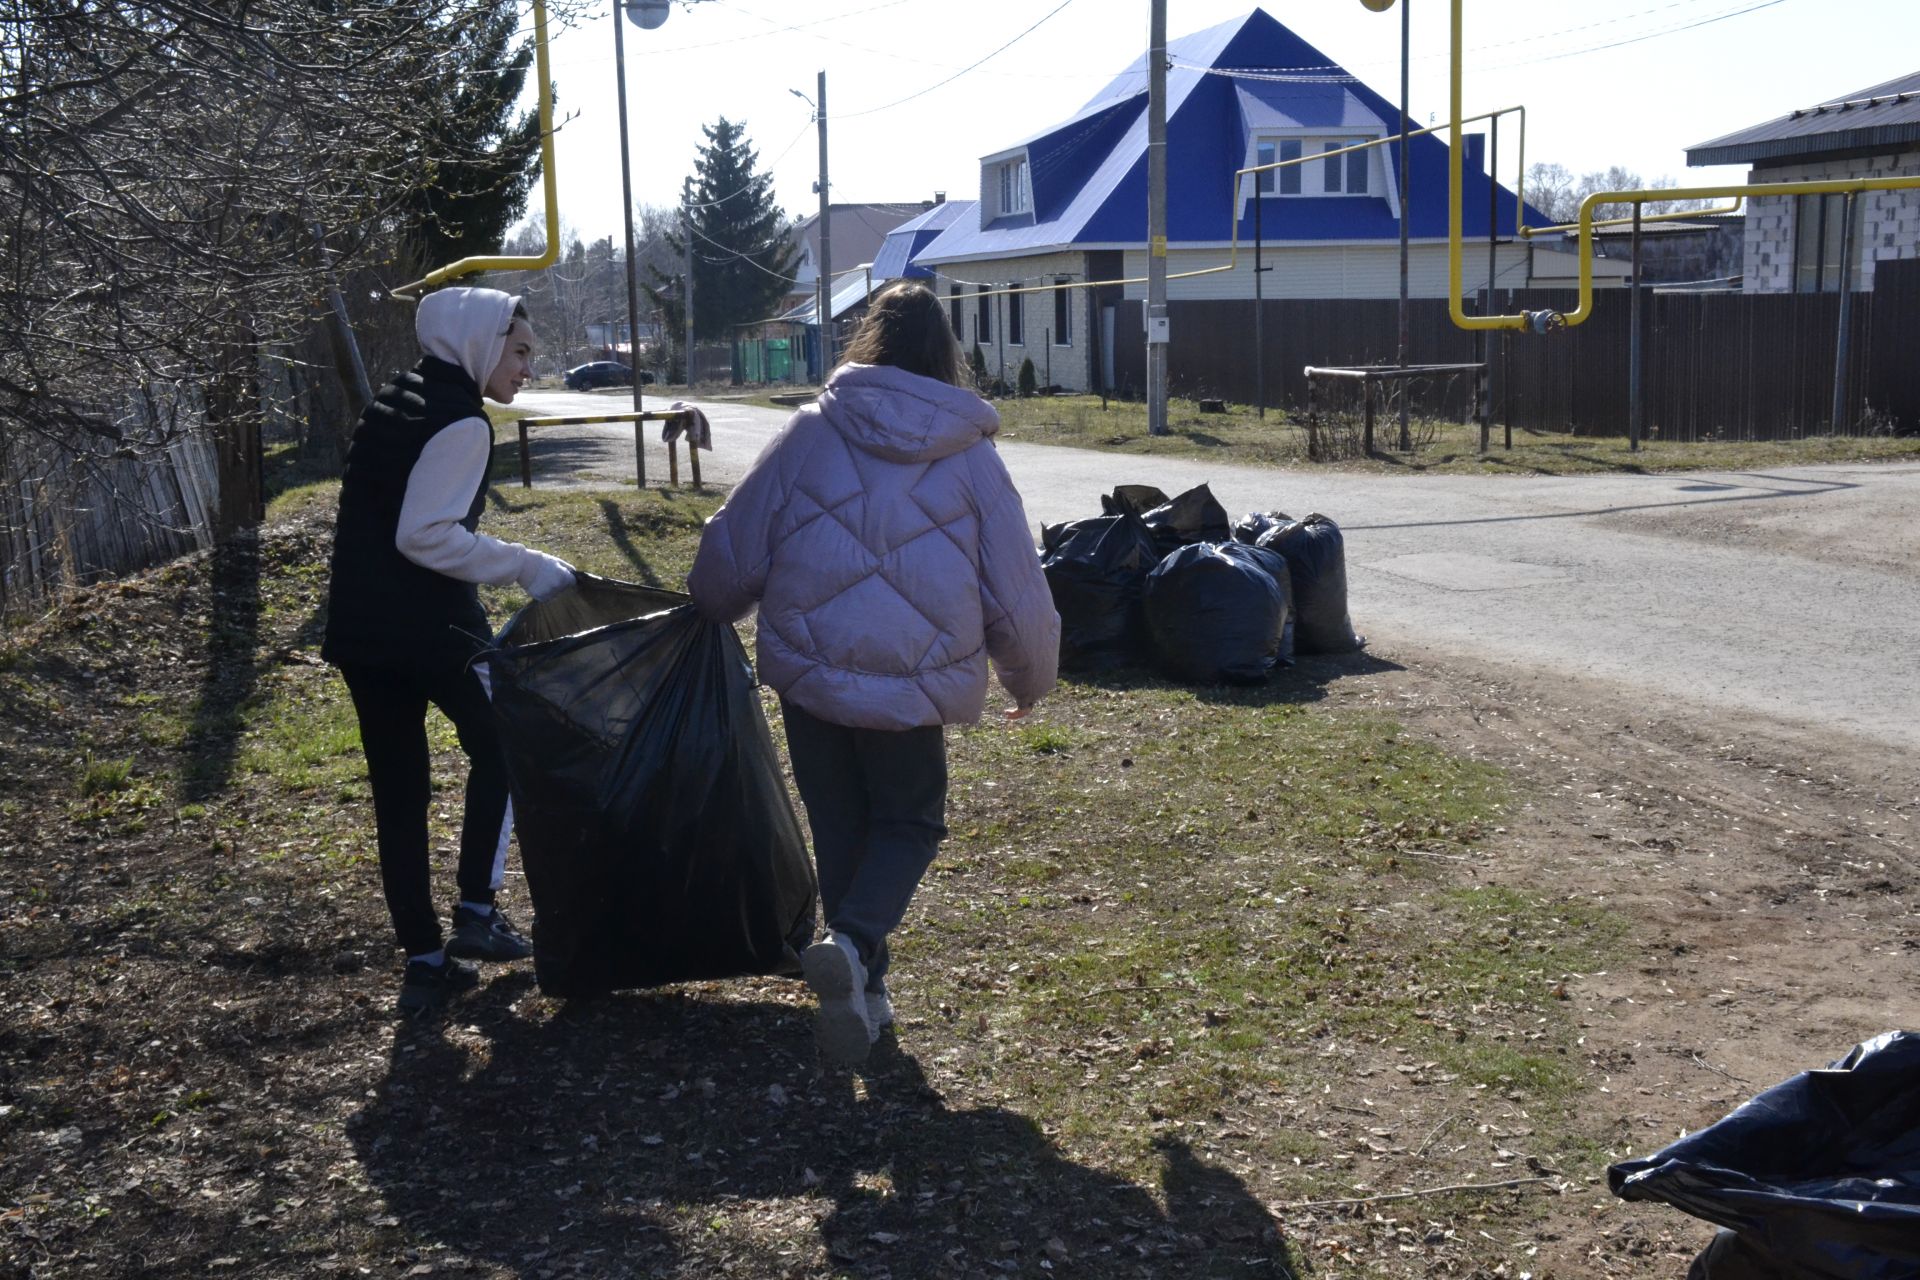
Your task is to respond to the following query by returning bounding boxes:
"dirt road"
[516,388,1920,754]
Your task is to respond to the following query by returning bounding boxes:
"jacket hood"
[817,363,998,464]
[416,286,522,392]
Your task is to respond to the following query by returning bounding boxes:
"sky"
[523,0,1920,247]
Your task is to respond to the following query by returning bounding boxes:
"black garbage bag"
[1041,512,1160,671]
[1235,542,1295,665]
[1142,542,1288,684]
[1104,482,1231,557]
[1609,1030,1920,1280]
[1256,513,1365,654]
[484,574,817,997]
[1233,510,1291,545]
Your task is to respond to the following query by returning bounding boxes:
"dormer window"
[985,153,1031,218]
[1249,134,1380,201]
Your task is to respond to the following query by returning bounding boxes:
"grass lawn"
[990,394,1920,476]
[0,465,1644,1278]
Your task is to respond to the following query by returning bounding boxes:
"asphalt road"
[513,388,1920,752]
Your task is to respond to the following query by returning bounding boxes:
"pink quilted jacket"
[688,363,1060,731]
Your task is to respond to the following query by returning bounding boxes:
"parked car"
[563,361,652,391]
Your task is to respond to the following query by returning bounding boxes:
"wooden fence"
[1110,279,1915,441]
[1,387,219,620]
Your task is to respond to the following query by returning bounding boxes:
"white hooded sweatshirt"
[394,287,572,599]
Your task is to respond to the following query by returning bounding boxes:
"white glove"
[518,549,576,601]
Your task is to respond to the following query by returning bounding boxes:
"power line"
[1477,0,1792,70]
[835,0,1082,120]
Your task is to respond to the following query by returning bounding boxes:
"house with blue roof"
[909,7,1600,394]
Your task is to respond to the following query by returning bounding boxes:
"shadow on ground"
[349,987,1301,1278]
[1071,648,1402,709]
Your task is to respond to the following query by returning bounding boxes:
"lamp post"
[614,1,702,481]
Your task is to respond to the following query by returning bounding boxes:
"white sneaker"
[801,932,873,1064]
[865,984,893,1034]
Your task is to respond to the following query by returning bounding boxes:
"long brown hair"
[839,281,964,386]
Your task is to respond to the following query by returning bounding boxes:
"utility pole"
[612,1,647,483]
[683,204,695,387]
[1396,0,1411,452]
[1145,0,1169,435]
[815,70,833,377]
[1253,177,1267,420]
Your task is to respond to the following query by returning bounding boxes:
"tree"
[0,0,554,546]
[1526,162,1719,226]
[645,118,798,345]
[396,0,545,271]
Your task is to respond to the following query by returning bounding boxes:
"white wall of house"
[1119,241,1572,301]
[929,250,1098,391]
[1742,153,1920,293]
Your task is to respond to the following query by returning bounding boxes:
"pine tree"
[646,118,798,343]
[401,1,545,268]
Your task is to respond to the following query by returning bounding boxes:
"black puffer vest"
[321,357,493,669]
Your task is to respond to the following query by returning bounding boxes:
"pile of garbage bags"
[1041,483,1363,685]
[483,574,817,998]
[1609,1030,1920,1280]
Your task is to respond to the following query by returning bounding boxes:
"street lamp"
[612,0,709,435]
[791,82,831,380]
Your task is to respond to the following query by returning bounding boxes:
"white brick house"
[1688,70,1920,293]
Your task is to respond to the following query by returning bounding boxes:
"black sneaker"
[445,905,534,962]
[397,956,480,1014]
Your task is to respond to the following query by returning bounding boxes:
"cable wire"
[834,0,1081,120]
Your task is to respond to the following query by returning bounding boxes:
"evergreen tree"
[401,1,545,268]
[646,118,798,342]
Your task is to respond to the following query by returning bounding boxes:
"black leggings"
[340,661,510,956]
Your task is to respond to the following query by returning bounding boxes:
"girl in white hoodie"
[322,287,575,1013]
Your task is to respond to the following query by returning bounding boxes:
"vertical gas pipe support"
[1831,191,1859,433]
[1629,204,1643,452]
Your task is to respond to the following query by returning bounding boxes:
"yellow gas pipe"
[389,0,560,300]
[1448,0,1920,332]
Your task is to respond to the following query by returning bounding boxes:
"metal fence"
[1109,281,1915,442]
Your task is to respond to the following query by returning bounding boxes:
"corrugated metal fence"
[1111,277,1916,441]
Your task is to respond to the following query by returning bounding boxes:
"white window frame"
[981,148,1032,219]
[1240,131,1388,215]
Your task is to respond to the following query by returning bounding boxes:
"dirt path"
[1316,641,1920,1272]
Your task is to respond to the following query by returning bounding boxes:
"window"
[976,285,991,342]
[1794,193,1859,294]
[1053,278,1072,345]
[1278,139,1302,194]
[996,157,1030,216]
[1255,136,1371,199]
[949,283,962,335]
[1006,284,1023,345]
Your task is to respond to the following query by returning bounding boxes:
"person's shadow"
[348,983,1302,1278]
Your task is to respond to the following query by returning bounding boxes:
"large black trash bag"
[1142,542,1288,684]
[1040,512,1160,671]
[484,574,817,997]
[1236,542,1295,665]
[1104,482,1231,557]
[1609,1030,1920,1280]
[1233,510,1291,545]
[1256,513,1364,654]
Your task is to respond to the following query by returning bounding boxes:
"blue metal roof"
[917,8,1543,267]
[775,266,880,324]
[871,200,974,279]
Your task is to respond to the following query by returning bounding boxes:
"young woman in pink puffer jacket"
[689,281,1060,1065]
